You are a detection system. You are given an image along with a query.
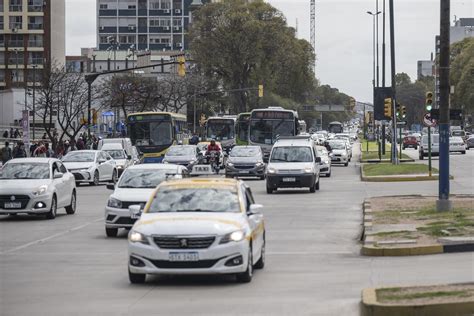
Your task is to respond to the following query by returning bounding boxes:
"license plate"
[169,252,199,262]
[282,177,296,182]
[239,170,250,174]
[4,202,21,209]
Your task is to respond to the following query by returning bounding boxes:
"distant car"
[162,145,203,171]
[0,158,76,219]
[316,146,331,177]
[449,137,466,154]
[127,178,265,284]
[466,136,474,150]
[104,164,189,237]
[419,134,439,160]
[225,146,265,179]
[328,141,349,167]
[62,150,118,185]
[102,143,133,176]
[403,136,418,150]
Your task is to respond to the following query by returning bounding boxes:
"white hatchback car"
[104,164,189,237]
[449,137,466,154]
[127,178,265,284]
[62,150,118,186]
[0,158,77,219]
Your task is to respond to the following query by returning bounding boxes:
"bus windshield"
[249,119,295,145]
[206,120,235,140]
[129,121,172,147]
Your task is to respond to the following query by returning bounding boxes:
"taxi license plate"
[4,202,21,209]
[169,252,199,262]
[282,177,296,182]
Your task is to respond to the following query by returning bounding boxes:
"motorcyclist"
[206,139,221,169]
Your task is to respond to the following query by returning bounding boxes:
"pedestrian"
[76,137,85,150]
[30,141,38,156]
[44,142,54,158]
[42,133,48,140]
[10,128,14,139]
[1,141,13,165]
[33,142,47,157]
[190,133,199,145]
[12,141,27,158]
[14,128,20,139]
[2,130,8,139]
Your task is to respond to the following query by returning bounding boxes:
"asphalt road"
[1,144,473,316]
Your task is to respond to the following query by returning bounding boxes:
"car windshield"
[62,152,95,162]
[270,146,313,162]
[118,169,174,188]
[230,146,260,157]
[166,146,195,157]
[329,142,346,150]
[0,163,50,179]
[149,188,240,213]
[105,150,126,159]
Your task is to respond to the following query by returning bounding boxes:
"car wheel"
[259,175,265,180]
[315,178,320,190]
[105,227,118,237]
[266,183,273,194]
[65,190,76,215]
[236,245,253,283]
[309,181,316,193]
[254,237,265,270]
[344,162,349,167]
[326,170,331,177]
[45,196,57,220]
[128,269,146,284]
[75,181,81,186]
[90,171,99,186]
[462,151,466,155]
[110,169,118,184]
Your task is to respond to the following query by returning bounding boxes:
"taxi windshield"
[149,188,240,213]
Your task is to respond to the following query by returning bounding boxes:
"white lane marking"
[0,217,104,255]
[267,251,354,255]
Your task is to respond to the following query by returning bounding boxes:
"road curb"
[361,286,474,316]
[359,164,451,182]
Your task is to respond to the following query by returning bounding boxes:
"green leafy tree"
[450,38,474,115]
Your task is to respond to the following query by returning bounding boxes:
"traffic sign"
[396,121,407,127]
[423,113,437,127]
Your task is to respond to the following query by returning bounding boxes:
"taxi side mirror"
[248,204,263,216]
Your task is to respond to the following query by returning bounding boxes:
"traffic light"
[177,56,186,77]
[92,109,98,125]
[395,103,401,117]
[425,91,433,111]
[258,84,264,98]
[383,97,392,118]
[401,105,407,119]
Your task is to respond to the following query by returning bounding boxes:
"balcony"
[137,9,147,16]
[28,5,43,12]
[28,23,43,30]
[99,26,117,33]
[118,10,136,16]
[99,9,117,16]
[9,5,22,12]
[118,26,137,33]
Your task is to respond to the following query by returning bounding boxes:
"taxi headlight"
[267,167,277,174]
[304,167,313,173]
[220,230,245,244]
[32,185,48,196]
[129,231,149,244]
[107,197,122,208]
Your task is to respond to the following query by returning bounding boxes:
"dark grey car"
[225,146,266,179]
[162,145,203,171]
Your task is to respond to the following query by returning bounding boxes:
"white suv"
[265,136,321,194]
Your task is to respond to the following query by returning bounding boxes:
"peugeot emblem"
[10,196,15,201]
[180,239,188,248]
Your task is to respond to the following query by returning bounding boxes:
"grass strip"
[377,289,470,302]
[363,164,438,176]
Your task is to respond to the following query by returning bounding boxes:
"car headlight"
[304,167,313,173]
[129,231,149,244]
[107,197,122,208]
[255,161,264,167]
[117,165,124,169]
[32,185,48,196]
[324,160,329,164]
[226,162,234,167]
[220,230,246,244]
[267,167,277,174]
[189,159,196,164]
[163,160,169,164]
[342,153,347,157]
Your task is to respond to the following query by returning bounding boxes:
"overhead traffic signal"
[177,56,186,77]
[395,103,401,118]
[384,97,392,118]
[425,91,433,111]
[258,84,264,98]
[400,105,407,119]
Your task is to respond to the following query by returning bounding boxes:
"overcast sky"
[66,0,473,103]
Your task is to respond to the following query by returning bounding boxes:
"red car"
[403,136,418,149]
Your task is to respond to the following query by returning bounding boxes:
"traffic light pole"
[389,0,399,165]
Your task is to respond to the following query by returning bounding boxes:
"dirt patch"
[376,283,474,306]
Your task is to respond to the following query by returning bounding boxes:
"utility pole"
[437,0,451,211]
[381,0,386,155]
[389,0,398,164]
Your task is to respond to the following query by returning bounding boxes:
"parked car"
[328,140,349,166]
[0,158,76,219]
[419,134,439,160]
[449,137,466,154]
[162,145,203,171]
[101,143,134,176]
[62,150,118,185]
[402,135,418,150]
[466,136,474,150]
[316,145,331,177]
[266,136,321,193]
[225,146,265,179]
[127,178,265,284]
[105,164,189,237]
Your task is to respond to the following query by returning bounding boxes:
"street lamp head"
[367,11,373,15]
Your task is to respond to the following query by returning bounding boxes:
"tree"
[450,38,474,115]
[189,0,316,114]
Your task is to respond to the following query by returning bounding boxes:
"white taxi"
[127,178,265,284]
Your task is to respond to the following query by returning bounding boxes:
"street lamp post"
[32,65,37,141]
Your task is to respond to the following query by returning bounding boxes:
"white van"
[98,138,133,156]
[419,134,439,159]
[265,135,321,194]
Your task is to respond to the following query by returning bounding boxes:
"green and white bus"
[236,112,251,145]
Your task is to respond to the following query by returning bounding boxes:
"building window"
[99,36,110,44]
[0,35,4,48]
[28,34,43,47]
[28,16,43,30]
[173,18,182,27]
[0,70,5,81]
[150,36,170,44]
[29,52,43,65]
[28,0,43,12]
[9,51,24,66]
[119,35,136,44]
[128,5,136,9]
[0,2,4,12]
[99,4,108,9]
[161,0,171,9]
[9,16,22,31]
[150,0,160,9]
[0,17,3,29]
[9,34,23,47]
[11,69,24,82]
[0,52,4,64]
[9,0,22,12]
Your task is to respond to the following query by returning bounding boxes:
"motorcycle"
[205,150,220,174]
